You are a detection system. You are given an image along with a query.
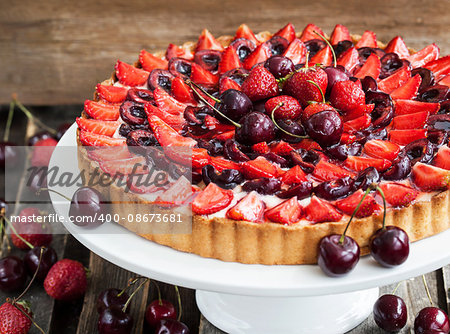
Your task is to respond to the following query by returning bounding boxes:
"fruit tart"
[76,23,450,265]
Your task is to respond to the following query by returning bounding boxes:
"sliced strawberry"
[192,182,234,215]
[196,29,224,52]
[100,155,148,175]
[379,182,419,207]
[84,100,120,121]
[76,118,120,137]
[344,156,391,172]
[213,130,235,141]
[310,46,332,67]
[343,114,371,134]
[292,139,322,151]
[265,197,302,225]
[166,43,194,61]
[340,133,358,144]
[384,36,410,59]
[354,53,381,79]
[280,165,307,185]
[392,110,429,130]
[411,162,450,191]
[406,43,439,69]
[335,190,379,218]
[190,63,219,86]
[155,176,194,207]
[88,146,132,162]
[171,77,196,104]
[227,191,265,222]
[218,46,241,74]
[390,74,422,100]
[432,145,450,170]
[394,99,440,116]
[274,23,296,44]
[153,88,187,115]
[115,61,149,87]
[355,30,377,48]
[312,160,356,181]
[243,43,271,70]
[438,75,450,88]
[252,142,270,154]
[301,102,334,123]
[79,131,125,147]
[337,47,359,72]
[139,49,168,72]
[282,38,306,65]
[203,115,235,133]
[342,104,375,122]
[424,55,450,81]
[330,24,351,45]
[145,104,185,130]
[300,24,324,42]
[389,129,427,145]
[269,140,295,155]
[210,156,241,172]
[241,156,280,179]
[96,84,128,103]
[148,115,196,147]
[363,140,400,161]
[377,66,411,93]
[191,148,210,169]
[127,173,169,194]
[234,24,259,45]
[219,77,241,94]
[305,196,343,223]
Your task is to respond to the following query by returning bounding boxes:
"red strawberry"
[76,118,120,137]
[406,43,440,69]
[354,53,381,79]
[305,196,343,223]
[392,110,429,130]
[155,176,194,207]
[330,24,351,45]
[87,146,132,162]
[355,30,377,48]
[424,55,450,81]
[96,84,128,103]
[79,131,126,146]
[191,148,210,169]
[252,142,270,154]
[344,156,391,172]
[363,140,400,161]
[11,208,52,250]
[166,43,194,61]
[274,23,296,44]
[265,197,302,225]
[0,301,32,334]
[438,75,450,88]
[213,130,235,141]
[342,104,374,122]
[282,39,306,65]
[264,95,302,120]
[84,100,120,121]
[100,155,148,175]
[292,138,322,151]
[218,46,241,74]
[411,162,450,191]
[153,88,187,115]
[390,74,422,100]
[235,24,259,45]
[203,115,234,133]
[148,115,196,147]
[433,145,450,170]
[241,156,280,179]
[192,183,234,215]
[115,60,149,87]
[280,165,307,185]
[190,63,219,86]
[329,80,365,113]
[210,156,241,172]
[343,114,371,134]
[388,129,427,145]
[312,160,355,181]
[377,66,411,93]
[384,36,410,59]
[44,259,87,301]
[394,99,440,116]
[300,24,324,42]
[283,68,328,107]
[30,137,58,167]
[219,77,241,93]
[335,190,379,218]
[243,43,271,70]
[139,49,168,72]
[379,182,419,207]
[340,133,358,144]
[227,191,265,222]
[196,29,224,52]
[337,47,359,72]
[269,140,295,155]
[127,174,168,194]
[171,77,196,104]
[310,46,333,67]
[145,104,185,130]
[241,66,278,101]
[301,102,334,122]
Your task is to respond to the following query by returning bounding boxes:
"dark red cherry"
[154,319,190,334]
[230,38,256,62]
[314,177,354,201]
[148,69,176,92]
[24,246,57,281]
[264,55,295,79]
[427,130,448,147]
[168,58,192,78]
[369,226,409,267]
[265,36,289,56]
[126,88,154,104]
[219,68,249,86]
[0,142,19,170]
[202,165,243,190]
[304,110,343,148]
[26,167,48,196]
[120,101,148,126]
[276,181,313,200]
[276,119,306,143]
[373,294,407,332]
[318,234,360,277]
[56,123,72,141]
[380,53,407,79]
[428,114,450,132]
[235,112,276,145]
[401,139,435,165]
[126,130,158,154]
[323,66,350,95]
[419,85,450,103]
[69,187,107,227]
[305,39,326,57]
[361,76,378,92]
[353,167,380,190]
[383,155,412,181]
[438,100,450,114]
[289,150,319,174]
[0,256,27,292]
[412,68,436,93]
[197,138,223,157]
[242,177,282,195]
[215,89,253,122]
[333,40,353,58]
[325,144,349,161]
[97,288,130,314]
[223,139,250,162]
[194,49,222,72]
[98,305,133,334]
[365,90,394,129]
[414,307,450,334]
[28,131,54,146]
[145,299,177,328]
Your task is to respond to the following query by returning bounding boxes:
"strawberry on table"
[139,49,168,72]
[379,182,419,207]
[432,145,450,170]
[79,131,126,146]
[330,24,351,45]
[264,95,302,120]
[394,99,440,116]
[305,196,342,223]
[329,80,365,113]
[196,29,224,52]
[76,118,120,137]
[115,60,149,87]
[274,23,296,44]
[192,182,234,215]
[0,301,32,334]
[355,30,377,48]
[390,74,422,100]
[335,189,379,218]
[384,36,410,59]
[411,162,450,191]
[227,191,266,222]
[406,43,440,69]
[265,197,302,225]
[44,259,87,301]
[282,38,306,65]
[243,43,272,70]
[363,140,400,161]
[84,100,120,121]
[96,84,128,103]
[241,66,279,101]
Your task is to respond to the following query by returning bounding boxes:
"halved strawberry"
[127,173,169,194]
[388,129,427,145]
[252,142,270,154]
[145,104,185,130]
[171,77,196,104]
[269,140,295,155]
[377,66,411,93]
[390,74,422,100]
[438,75,450,88]
[213,130,235,141]
[355,30,377,48]
[243,43,272,70]
[354,53,381,79]
[392,110,429,130]
[394,99,440,116]
[305,196,343,223]
[406,43,440,69]
[148,115,196,147]
[190,63,219,86]
[196,29,224,52]
[234,24,259,45]
[363,140,400,161]
[292,139,322,151]
[115,61,149,87]
[219,77,241,93]
[342,104,375,122]
[76,118,120,137]
[337,47,359,72]
[330,24,351,45]
[96,84,128,103]
[379,182,419,207]
[280,165,307,185]
[344,156,391,172]
[241,156,280,179]
[424,55,450,81]
[153,88,187,115]
[384,36,410,59]
[100,155,148,175]
[84,100,120,121]
[312,160,356,181]
[432,145,450,170]
[274,23,296,44]
[343,114,371,134]
[155,176,194,207]
[139,49,168,72]
[241,66,278,101]
[411,162,450,191]
[203,115,235,133]
[265,197,302,225]
[88,146,132,162]
[166,43,194,60]
[310,46,333,67]
[192,182,234,215]
[282,39,306,65]
[227,191,265,222]
[210,156,241,172]
[340,133,358,144]
[218,46,241,74]
[192,148,210,169]
[335,190,379,218]
[300,24,324,42]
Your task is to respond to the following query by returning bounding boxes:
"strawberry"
[274,23,296,44]
[354,53,381,79]
[0,301,32,334]
[310,46,333,67]
[337,47,359,72]
[100,156,148,175]
[300,24,324,42]
[210,156,241,172]
[191,148,210,169]
[171,77,196,104]
[340,133,358,144]
[219,77,241,93]
[11,208,52,249]
[127,174,168,194]
[292,138,322,151]
[406,43,440,69]
[411,162,450,191]
[329,80,365,113]
[344,156,391,172]
[330,24,351,45]
[282,38,306,65]
[115,60,149,87]
[145,104,185,130]
[84,100,120,121]
[196,29,224,52]
[390,74,422,100]
[269,140,295,156]
[79,131,126,146]
[76,118,120,137]
[280,165,307,185]
[234,24,259,45]
[190,63,219,86]
[166,43,194,61]
[227,191,265,222]
[87,146,132,162]
[384,36,410,59]
[392,110,429,130]
[241,66,278,101]
[44,259,87,301]
[363,140,400,161]
[148,115,196,147]
[379,182,419,207]
[265,197,303,225]
[264,95,302,120]
[312,160,355,181]
[438,75,450,88]
[388,129,427,145]
[218,46,241,74]
[252,142,270,154]
[192,183,234,215]
[139,49,168,72]
[243,43,271,70]
[305,196,343,223]
[377,66,411,93]
[335,189,379,218]
[96,84,128,103]
[30,137,58,167]
[355,30,377,48]
[342,104,374,122]
[424,55,450,81]
[155,176,194,207]
[241,156,280,179]
[301,102,334,123]
[433,145,450,170]
[213,130,235,141]
[394,99,440,116]
[283,68,328,107]
[343,114,371,134]
[153,88,187,115]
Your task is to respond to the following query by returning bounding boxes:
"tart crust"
[77,31,450,264]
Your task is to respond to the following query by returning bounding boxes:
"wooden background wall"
[0,0,449,105]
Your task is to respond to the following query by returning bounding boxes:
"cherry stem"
[3,100,15,142]
[174,285,182,322]
[306,80,325,103]
[122,278,149,313]
[39,188,71,202]
[185,79,221,104]
[391,281,402,295]
[118,276,146,297]
[2,215,34,249]
[375,186,387,229]
[313,30,337,67]
[15,247,44,302]
[13,96,57,135]
[12,301,47,334]
[305,51,310,70]
[151,280,163,306]
[421,275,434,307]
[270,103,309,139]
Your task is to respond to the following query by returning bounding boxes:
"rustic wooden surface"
[1,0,449,105]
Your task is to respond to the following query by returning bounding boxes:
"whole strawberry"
[301,102,335,124]
[0,300,32,334]
[241,66,279,101]
[283,67,328,107]
[265,95,302,120]
[329,80,365,113]
[44,259,87,301]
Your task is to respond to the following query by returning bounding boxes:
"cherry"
[169,58,192,78]
[223,139,249,162]
[194,49,222,72]
[264,56,295,79]
[27,167,48,195]
[0,142,19,170]
[148,69,175,92]
[202,165,243,190]
[235,112,276,145]
[353,167,380,191]
[370,226,409,267]
[304,39,326,57]
[414,307,450,334]
[383,155,411,181]
[289,150,319,174]
[276,119,305,143]
[380,53,407,79]
[373,294,407,332]
[242,177,282,195]
[438,100,450,114]
[230,38,256,62]
[318,234,360,277]
[323,66,349,95]
[126,88,154,104]
[333,40,353,58]
[276,181,313,200]
[28,131,53,146]
[428,114,450,132]
[401,139,435,165]
[24,246,57,281]
[69,187,107,227]
[98,305,133,334]
[154,319,190,334]
[0,256,27,292]
[265,36,289,56]
[304,110,343,148]
[215,89,253,122]
[55,123,72,141]
[412,68,436,93]
[197,138,224,157]
[145,299,177,328]
[314,177,354,201]
[126,130,158,154]
[361,76,378,92]
[97,288,130,314]
[219,68,249,86]
[419,85,449,103]
[365,90,394,129]
[120,101,148,126]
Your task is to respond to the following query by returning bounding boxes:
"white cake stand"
[49,124,450,334]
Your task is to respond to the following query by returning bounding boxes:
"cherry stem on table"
[3,100,15,142]
[421,275,434,306]
[15,247,44,302]
[174,285,182,321]
[39,188,71,202]
[122,278,149,313]
[13,96,57,136]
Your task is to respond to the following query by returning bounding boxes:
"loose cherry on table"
[98,305,134,334]
[154,319,190,334]
[414,307,450,334]
[145,299,177,328]
[24,246,58,281]
[0,142,19,170]
[0,256,28,292]
[373,294,407,332]
[27,131,54,146]
[97,288,130,314]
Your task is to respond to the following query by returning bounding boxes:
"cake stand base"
[196,287,379,334]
